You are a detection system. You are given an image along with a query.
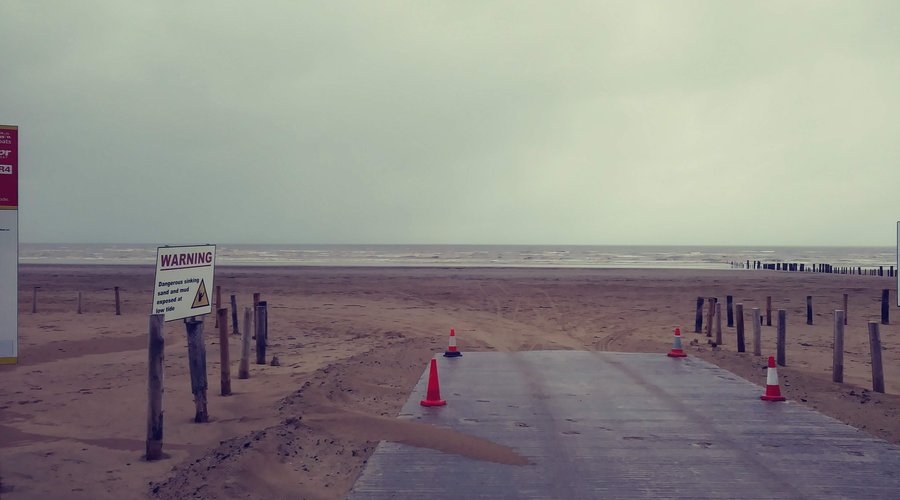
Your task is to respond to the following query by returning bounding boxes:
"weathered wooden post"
[867,321,885,393]
[115,286,121,316]
[765,296,772,326]
[806,295,813,325]
[77,292,82,314]
[239,307,251,379]
[736,304,745,353]
[230,294,239,335]
[881,289,890,325]
[842,293,849,326]
[32,286,38,313]
[185,318,209,423]
[255,301,267,365]
[214,286,222,327]
[705,298,715,337]
[694,297,704,333]
[752,308,761,356]
[715,302,723,345]
[777,309,786,367]
[146,313,165,461]
[217,308,232,396]
[833,310,844,383]
[252,292,261,339]
[726,295,734,327]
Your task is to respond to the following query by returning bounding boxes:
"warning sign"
[191,279,210,308]
[152,245,216,322]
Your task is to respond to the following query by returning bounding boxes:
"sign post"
[152,244,216,423]
[0,125,18,365]
[151,245,216,321]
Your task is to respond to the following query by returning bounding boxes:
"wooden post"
[751,308,761,356]
[255,301,267,365]
[833,310,844,383]
[115,286,121,316]
[777,309,786,367]
[736,304,745,353]
[214,285,222,327]
[694,297,704,333]
[230,294,239,335]
[32,286,37,313]
[217,308,232,396]
[146,314,165,461]
[705,298,715,337]
[714,302,723,345]
[185,319,209,423]
[806,295,813,325]
[867,321,885,393]
[881,289,890,325]
[252,292,261,340]
[239,307,251,379]
[842,293,849,326]
[765,296,772,326]
[726,295,734,327]
[77,292,82,314]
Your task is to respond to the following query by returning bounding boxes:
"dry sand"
[1,265,898,499]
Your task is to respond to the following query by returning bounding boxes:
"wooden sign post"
[146,314,165,460]
[185,318,209,423]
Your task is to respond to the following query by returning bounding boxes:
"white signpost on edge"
[0,210,17,364]
[152,245,216,322]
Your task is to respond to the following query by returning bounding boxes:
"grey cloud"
[1,1,898,245]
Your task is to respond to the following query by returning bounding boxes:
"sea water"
[17,243,896,270]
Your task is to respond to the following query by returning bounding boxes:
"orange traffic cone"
[420,358,447,407]
[667,327,687,357]
[760,356,786,402]
[443,328,462,358]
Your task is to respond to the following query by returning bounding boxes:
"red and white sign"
[0,125,18,208]
[0,125,17,364]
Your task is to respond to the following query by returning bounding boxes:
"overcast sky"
[1,1,898,246]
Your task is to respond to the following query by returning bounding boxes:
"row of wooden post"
[733,261,896,277]
[31,286,122,315]
[695,292,889,395]
[695,290,891,334]
[146,290,269,461]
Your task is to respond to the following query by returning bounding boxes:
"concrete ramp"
[349,351,900,499]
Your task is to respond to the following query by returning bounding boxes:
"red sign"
[0,126,17,208]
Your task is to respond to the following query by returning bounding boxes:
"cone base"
[420,399,447,407]
[443,351,462,358]
[667,350,687,357]
[760,394,786,402]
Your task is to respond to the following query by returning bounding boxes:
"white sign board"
[0,210,17,363]
[152,245,216,322]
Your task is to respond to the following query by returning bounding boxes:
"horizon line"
[16,242,898,249]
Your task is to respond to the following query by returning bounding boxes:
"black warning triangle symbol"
[191,279,210,309]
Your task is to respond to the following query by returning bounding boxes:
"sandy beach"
[1,265,898,499]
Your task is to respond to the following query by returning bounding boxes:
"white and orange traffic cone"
[667,327,687,358]
[443,328,462,358]
[760,356,786,402]
[420,358,447,407]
